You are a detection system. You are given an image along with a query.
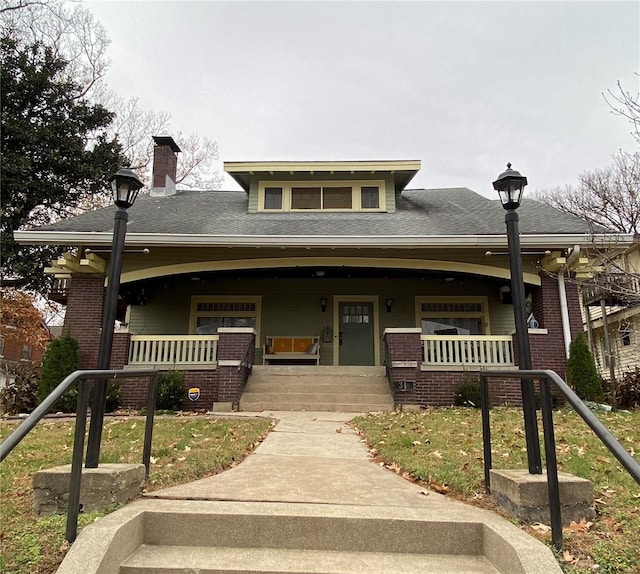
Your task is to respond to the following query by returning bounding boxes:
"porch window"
[416,298,488,335]
[190,297,262,345]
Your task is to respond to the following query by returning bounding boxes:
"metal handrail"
[479,369,640,551]
[0,369,158,543]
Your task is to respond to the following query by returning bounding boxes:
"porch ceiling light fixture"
[493,163,542,475]
[86,167,143,469]
[386,298,393,312]
[320,298,327,312]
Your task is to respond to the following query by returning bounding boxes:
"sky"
[85,0,639,197]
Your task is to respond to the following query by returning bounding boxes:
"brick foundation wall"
[384,330,526,407]
[63,274,105,369]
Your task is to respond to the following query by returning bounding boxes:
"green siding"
[128,276,517,365]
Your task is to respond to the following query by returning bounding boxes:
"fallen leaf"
[562,550,577,563]
[429,450,443,459]
[430,481,449,495]
[419,490,430,496]
[149,456,157,464]
[531,522,551,533]
[336,428,342,433]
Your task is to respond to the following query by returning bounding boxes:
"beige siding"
[590,310,640,379]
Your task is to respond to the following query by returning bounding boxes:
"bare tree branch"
[604,75,640,146]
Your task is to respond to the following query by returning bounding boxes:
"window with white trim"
[258,180,385,212]
[190,296,262,344]
[416,297,489,335]
[21,345,32,361]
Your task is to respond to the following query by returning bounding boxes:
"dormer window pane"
[361,186,380,208]
[264,187,283,209]
[291,187,321,209]
[323,187,352,209]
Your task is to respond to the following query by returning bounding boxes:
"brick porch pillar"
[523,272,582,379]
[62,274,105,369]
[215,328,256,409]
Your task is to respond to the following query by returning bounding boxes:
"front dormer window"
[264,187,283,209]
[361,186,380,209]
[259,180,385,212]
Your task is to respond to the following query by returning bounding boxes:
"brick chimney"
[150,136,181,197]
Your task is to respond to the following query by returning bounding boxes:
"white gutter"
[558,245,581,357]
[13,231,635,249]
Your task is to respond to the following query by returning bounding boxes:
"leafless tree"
[534,151,639,236]
[604,75,640,146]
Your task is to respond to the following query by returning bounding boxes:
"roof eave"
[14,230,635,250]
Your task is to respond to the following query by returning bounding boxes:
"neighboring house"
[14,137,634,410]
[580,241,640,383]
[0,323,51,388]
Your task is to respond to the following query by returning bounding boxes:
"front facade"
[17,138,629,410]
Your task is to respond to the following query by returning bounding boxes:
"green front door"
[339,302,374,365]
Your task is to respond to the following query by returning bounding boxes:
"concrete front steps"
[240,366,394,412]
[58,500,560,573]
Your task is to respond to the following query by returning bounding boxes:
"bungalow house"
[15,137,630,411]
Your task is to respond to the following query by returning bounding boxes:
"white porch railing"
[128,335,219,367]
[421,335,514,367]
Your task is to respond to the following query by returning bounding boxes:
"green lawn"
[0,415,273,574]
[352,407,640,574]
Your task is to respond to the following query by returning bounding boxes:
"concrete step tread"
[247,377,389,386]
[238,403,393,412]
[120,544,500,573]
[241,393,392,402]
[244,390,390,396]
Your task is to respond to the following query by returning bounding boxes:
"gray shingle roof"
[34,187,595,236]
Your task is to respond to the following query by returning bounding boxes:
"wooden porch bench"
[263,336,320,365]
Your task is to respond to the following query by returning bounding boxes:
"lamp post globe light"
[493,164,542,475]
[86,168,144,468]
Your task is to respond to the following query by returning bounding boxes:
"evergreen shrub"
[38,333,79,412]
[566,333,604,402]
[454,371,482,408]
[156,370,186,411]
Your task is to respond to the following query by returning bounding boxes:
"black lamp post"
[493,163,542,475]
[86,168,143,468]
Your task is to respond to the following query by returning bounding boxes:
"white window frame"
[189,296,262,347]
[257,180,386,212]
[415,296,491,335]
[21,344,32,361]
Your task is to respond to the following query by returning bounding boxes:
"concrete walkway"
[59,411,562,573]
